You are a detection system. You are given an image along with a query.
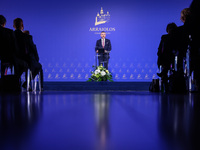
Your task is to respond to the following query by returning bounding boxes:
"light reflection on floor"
[0,91,200,150]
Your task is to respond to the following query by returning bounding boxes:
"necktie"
[102,39,105,48]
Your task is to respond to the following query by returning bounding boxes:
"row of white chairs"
[159,46,194,92]
[0,63,41,92]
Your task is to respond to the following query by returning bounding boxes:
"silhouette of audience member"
[174,8,191,70]
[186,0,200,91]
[180,8,191,23]
[157,23,177,79]
[0,15,28,78]
[157,9,191,92]
[23,30,30,35]
[13,18,42,89]
[23,30,43,90]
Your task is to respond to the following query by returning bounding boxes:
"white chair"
[33,71,42,92]
[159,65,162,92]
[1,62,15,76]
[26,69,42,92]
[26,69,33,92]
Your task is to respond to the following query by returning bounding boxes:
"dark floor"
[0,91,200,150]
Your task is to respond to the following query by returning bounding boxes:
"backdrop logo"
[95,7,110,26]
[89,7,115,34]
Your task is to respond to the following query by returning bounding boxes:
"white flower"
[95,69,100,75]
[100,71,106,76]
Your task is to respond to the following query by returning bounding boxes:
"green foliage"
[87,65,113,82]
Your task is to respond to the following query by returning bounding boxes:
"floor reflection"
[158,93,200,150]
[93,94,110,150]
[0,91,200,150]
[0,92,43,150]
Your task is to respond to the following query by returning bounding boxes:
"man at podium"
[95,31,112,69]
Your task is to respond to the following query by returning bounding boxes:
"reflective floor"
[0,91,200,150]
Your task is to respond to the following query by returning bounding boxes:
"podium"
[95,47,110,69]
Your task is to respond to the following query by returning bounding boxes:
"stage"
[43,82,151,91]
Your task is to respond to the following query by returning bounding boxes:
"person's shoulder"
[14,29,22,35]
[178,25,184,29]
[105,39,110,42]
[2,27,14,33]
[161,34,168,38]
[14,29,20,33]
[1,27,15,37]
[4,27,13,32]
[24,34,32,39]
[176,25,185,32]
[161,34,171,41]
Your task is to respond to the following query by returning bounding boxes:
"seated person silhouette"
[23,30,44,90]
[157,23,177,80]
[0,15,28,78]
[13,18,42,90]
[174,8,191,71]
[188,0,200,91]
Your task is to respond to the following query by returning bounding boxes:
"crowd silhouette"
[156,0,200,93]
[1,0,200,92]
[0,16,43,91]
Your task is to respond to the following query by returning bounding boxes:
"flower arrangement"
[87,65,113,82]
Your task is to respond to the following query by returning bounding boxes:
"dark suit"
[186,0,200,89]
[174,26,189,73]
[157,34,176,79]
[0,26,16,63]
[174,26,189,57]
[95,38,112,69]
[14,30,42,79]
[14,30,30,62]
[157,34,174,67]
[0,26,28,77]
[27,35,43,88]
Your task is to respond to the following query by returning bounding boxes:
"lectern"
[95,47,110,69]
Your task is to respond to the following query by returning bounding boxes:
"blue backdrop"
[0,0,191,81]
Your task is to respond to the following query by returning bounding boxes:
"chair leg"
[174,56,178,71]
[27,69,33,91]
[38,72,42,92]
[30,71,34,91]
[34,75,37,92]
[4,67,8,75]
[189,76,192,92]
[159,65,162,92]
[27,69,30,91]
[12,66,15,75]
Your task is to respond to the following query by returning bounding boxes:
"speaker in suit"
[95,31,112,69]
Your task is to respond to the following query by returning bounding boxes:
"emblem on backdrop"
[95,7,110,26]
[89,7,115,34]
